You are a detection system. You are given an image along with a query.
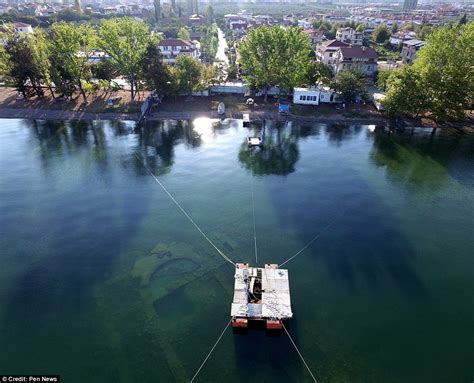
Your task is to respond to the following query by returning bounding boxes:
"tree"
[412,22,474,121]
[177,27,190,40]
[99,18,151,101]
[331,70,367,103]
[391,23,399,34]
[459,13,468,25]
[74,0,81,13]
[206,5,214,23]
[416,25,433,40]
[382,66,427,118]
[153,0,161,22]
[239,26,312,101]
[3,27,51,98]
[305,61,333,87]
[376,69,394,91]
[174,55,202,95]
[373,24,390,43]
[140,43,176,98]
[49,22,95,103]
[91,59,117,82]
[356,23,365,32]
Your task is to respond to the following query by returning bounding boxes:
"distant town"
[0,0,472,125]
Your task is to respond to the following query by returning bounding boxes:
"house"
[157,38,200,64]
[303,29,326,48]
[316,39,350,66]
[389,31,416,46]
[13,22,33,34]
[293,88,320,105]
[297,18,313,30]
[293,87,342,105]
[335,27,363,46]
[401,39,425,65]
[332,46,378,75]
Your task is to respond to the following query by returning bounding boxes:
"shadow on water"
[370,127,474,190]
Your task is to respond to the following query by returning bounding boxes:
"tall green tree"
[140,43,176,98]
[412,22,474,121]
[153,0,161,22]
[239,26,312,101]
[331,70,367,103]
[99,18,151,101]
[177,27,190,40]
[459,13,468,25]
[49,22,95,103]
[382,66,427,118]
[174,55,202,95]
[305,61,333,87]
[372,24,390,43]
[3,27,51,98]
[206,5,214,23]
[391,23,399,33]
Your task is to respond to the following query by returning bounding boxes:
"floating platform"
[231,263,293,330]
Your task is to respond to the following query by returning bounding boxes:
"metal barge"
[231,263,293,330]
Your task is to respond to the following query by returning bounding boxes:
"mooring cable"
[279,211,344,268]
[282,322,318,383]
[190,319,232,382]
[134,153,235,267]
[251,175,258,264]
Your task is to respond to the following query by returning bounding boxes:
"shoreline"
[0,102,472,131]
[2,106,472,130]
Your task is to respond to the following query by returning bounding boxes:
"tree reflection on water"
[238,122,299,176]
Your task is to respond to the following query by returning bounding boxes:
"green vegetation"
[331,70,367,103]
[0,17,218,103]
[372,24,391,44]
[239,26,312,101]
[49,22,96,103]
[383,22,474,122]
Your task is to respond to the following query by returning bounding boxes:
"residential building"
[157,38,200,64]
[401,39,425,64]
[335,27,363,46]
[13,22,33,34]
[303,29,326,48]
[293,88,320,105]
[332,46,378,76]
[316,39,350,66]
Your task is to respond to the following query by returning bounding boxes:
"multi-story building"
[332,46,378,76]
[401,39,425,64]
[403,0,418,11]
[303,29,326,48]
[157,38,200,65]
[335,27,363,46]
[316,39,350,66]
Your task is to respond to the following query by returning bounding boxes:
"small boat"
[243,113,250,127]
[247,126,265,148]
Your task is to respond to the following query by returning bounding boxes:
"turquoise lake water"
[0,118,473,382]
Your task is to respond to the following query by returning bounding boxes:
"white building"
[293,87,342,105]
[157,38,200,64]
[316,39,350,66]
[13,22,33,34]
[335,27,363,46]
[293,88,320,105]
[401,39,425,65]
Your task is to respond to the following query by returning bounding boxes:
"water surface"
[0,119,473,382]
